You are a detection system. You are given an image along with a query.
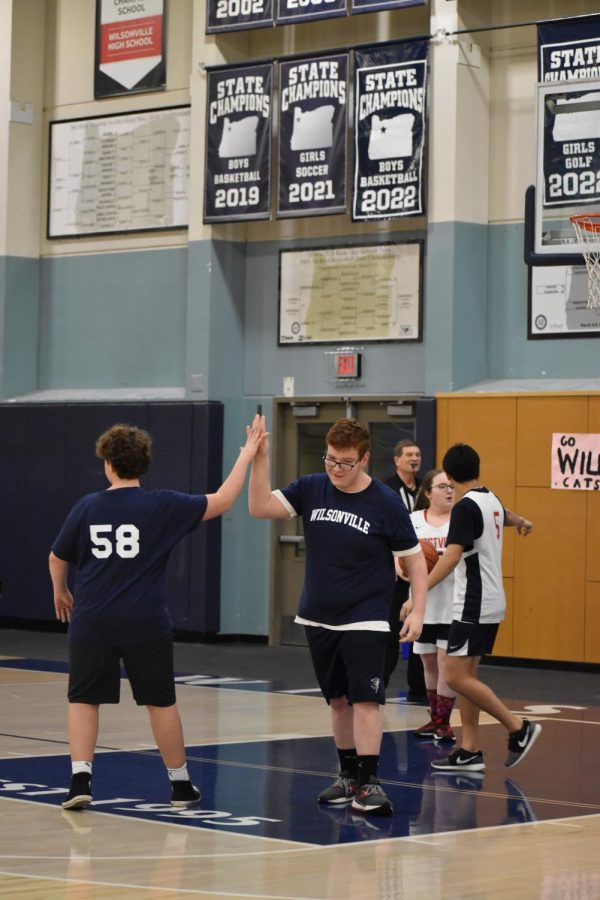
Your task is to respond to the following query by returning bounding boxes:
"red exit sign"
[334,352,361,379]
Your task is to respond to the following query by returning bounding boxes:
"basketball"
[398,539,439,580]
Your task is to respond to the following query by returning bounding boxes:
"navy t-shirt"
[276,474,419,626]
[52,487,207,643]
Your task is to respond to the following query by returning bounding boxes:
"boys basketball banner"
[551,433,600,490]
[276,0,345,25]
[95,0,166,99]
[277,55,348,218]
[353,41,428,221]
[538,16,600,82]
[204,64,273,223]
[206,0,273,34]
[351,0,425,14]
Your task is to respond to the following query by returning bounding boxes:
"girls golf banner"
[353,40,428,221]
[538,16,600,82]
[206,0,273,34]
[277,54,348,217]
[204,63,273,223]
[95,0,166,99]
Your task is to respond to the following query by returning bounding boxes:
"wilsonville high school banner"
[353,41,428,220]
[278,55,348,217]
[95,0,166,99]
[204,64,273,223]
[538,15,600,82]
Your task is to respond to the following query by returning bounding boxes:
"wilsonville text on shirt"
[310,508,370,533]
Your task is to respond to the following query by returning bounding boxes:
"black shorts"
[413,623,451,654]
[446,621,499,658]
[305,627,387,705]
[68,635,176,707]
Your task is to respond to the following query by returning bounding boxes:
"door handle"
[278,535,305,544]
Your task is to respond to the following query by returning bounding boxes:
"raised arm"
[203,415,266,521]
[249,415,291,520]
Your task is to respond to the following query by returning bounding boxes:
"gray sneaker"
[351,776,393,817]
[318,773,358,805]
[505,720,542,769]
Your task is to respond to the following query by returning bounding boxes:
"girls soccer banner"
[206,0,273,34]
[95,0,166,99]
[538,16,600,82]
[351,0,425,14]
[276,0,345,26]
[204,63,273,223]
[353,41,428,221]
[278,55,348,218]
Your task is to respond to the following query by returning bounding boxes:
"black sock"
[337,747,358,779]
[357,754,379,785]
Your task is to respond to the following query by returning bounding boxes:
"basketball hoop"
[570,213,600,309]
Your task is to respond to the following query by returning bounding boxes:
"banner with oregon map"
[204,63,273,223]
[277,54,348,218]
[353,40,428,221]
[95,0,166,99]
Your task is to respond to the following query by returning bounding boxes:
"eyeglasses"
[322,455,361,472]
[432,483,455,491]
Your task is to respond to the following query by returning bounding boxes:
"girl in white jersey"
[400,470,457,743]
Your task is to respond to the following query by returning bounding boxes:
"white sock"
[72,761,92,776]
[167,763,189,782]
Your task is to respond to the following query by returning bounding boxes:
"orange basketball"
[398,539,439,580]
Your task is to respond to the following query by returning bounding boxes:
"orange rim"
[570,214,600,234]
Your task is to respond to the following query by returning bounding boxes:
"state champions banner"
[278,54,348,218]
[276,0,345,26]
[95,0,166,99]
[538,15,600,82]
[353,41,428,221]
[204,63,273,223]
[351,0,425,14]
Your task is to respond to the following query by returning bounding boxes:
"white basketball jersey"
[453,489,506,624]
[410,509,453,625]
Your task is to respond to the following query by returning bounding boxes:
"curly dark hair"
[95,424,152,479]
[325,418,370,458]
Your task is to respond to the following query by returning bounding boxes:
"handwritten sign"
[551,433,600,490]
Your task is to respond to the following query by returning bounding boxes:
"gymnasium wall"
[437,391,600,664]
[2,0,600,640]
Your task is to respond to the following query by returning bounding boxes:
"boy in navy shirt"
[50,419,263,810]
[249,417,427,817]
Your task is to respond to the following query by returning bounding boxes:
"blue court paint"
[0,726,596,845]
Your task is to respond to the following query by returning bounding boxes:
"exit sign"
[334,352,361,379]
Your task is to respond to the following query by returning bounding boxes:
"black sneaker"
[170,780,201,807]
[317,773,358,805]
[62,772,92,810]
[351,776,393,817]
[431,748,485,772]
[505,720,542,769]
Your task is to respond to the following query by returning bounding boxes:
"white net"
[571,215,600,309]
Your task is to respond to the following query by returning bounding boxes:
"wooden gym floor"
[0,642,599,899]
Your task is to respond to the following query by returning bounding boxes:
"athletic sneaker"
[62,772,92,810]
[505,719,542,769]
[351,776,393,817]
[414,718,439,739]
[431,748,485,772]
[170,780,201,807]
[317,773,358,805]
[433,723,456,744]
